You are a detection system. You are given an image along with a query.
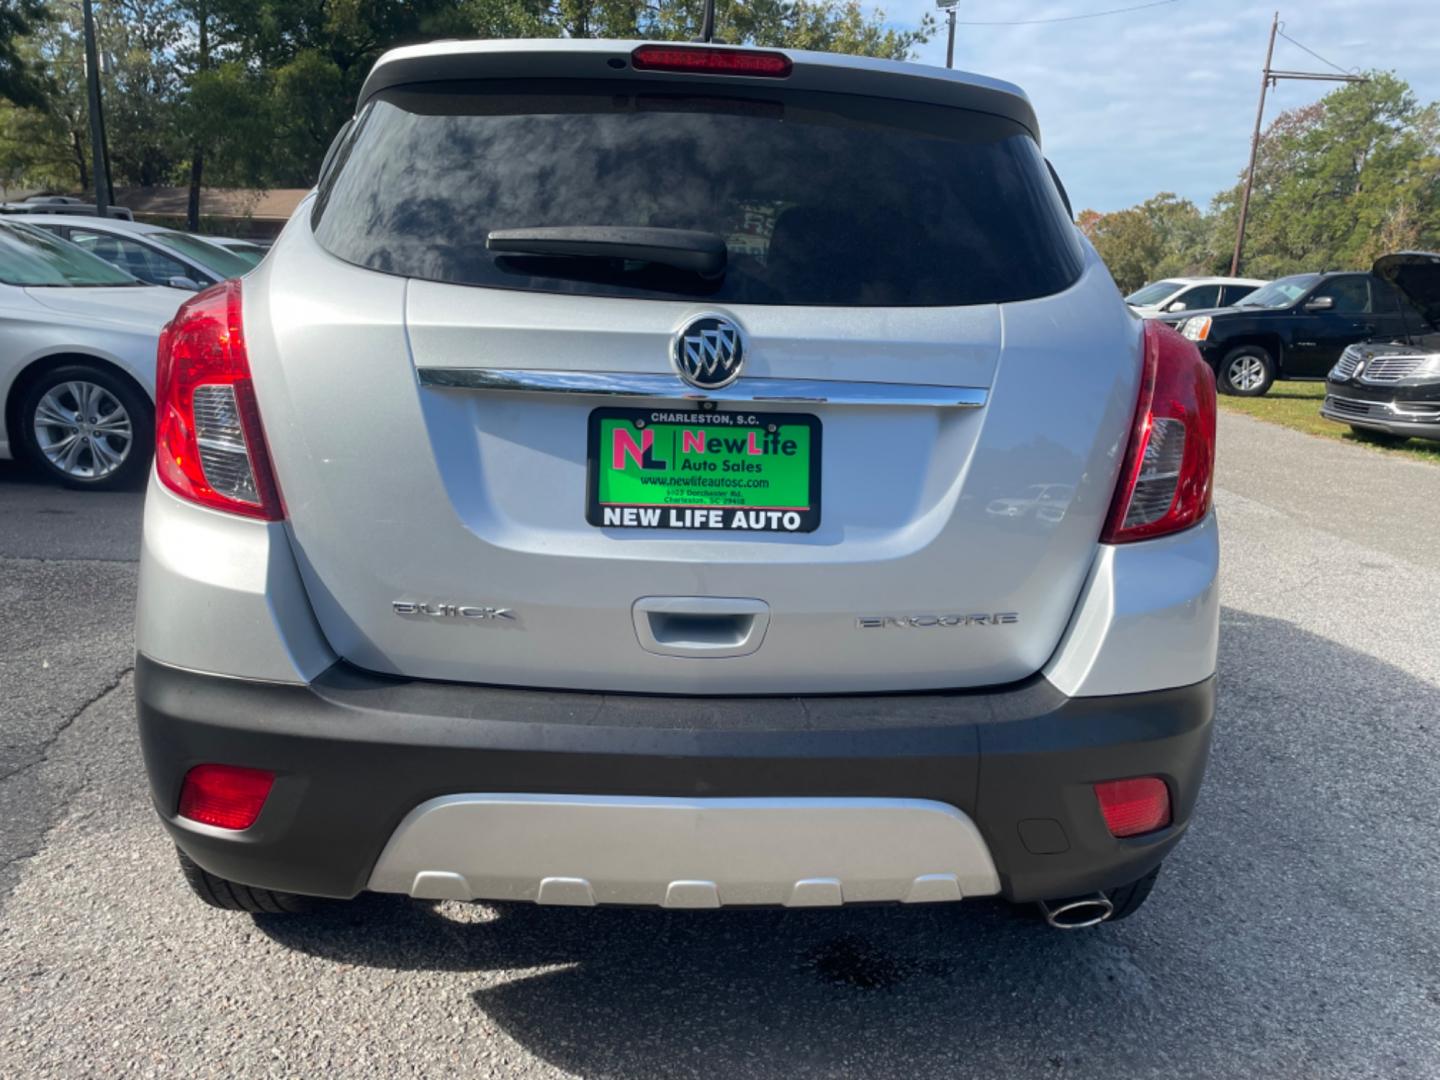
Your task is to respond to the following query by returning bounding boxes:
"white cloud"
[883,0,1440,211]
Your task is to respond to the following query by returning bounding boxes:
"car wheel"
[1348,425,1409,447]
[1219,346,1275,397]
[176,848,323,914]
[17,364,153,491]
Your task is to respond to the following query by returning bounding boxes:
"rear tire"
[1104,863,1161,922]
[1218,346,1275,397]
[16,363,153,491]
[1348,425,1409,447]
[176,847,322,914]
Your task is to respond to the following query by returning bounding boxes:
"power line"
[1276,27,1356,76]
[953,0,1180,26]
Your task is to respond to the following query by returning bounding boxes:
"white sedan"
[1125,276,1266,318]
[0,219,188,490]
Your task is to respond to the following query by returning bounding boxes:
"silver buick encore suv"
[136,39,1219,929]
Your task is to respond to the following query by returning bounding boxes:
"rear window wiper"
[486,226,727,279]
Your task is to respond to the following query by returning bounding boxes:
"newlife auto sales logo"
[672,315,745,390]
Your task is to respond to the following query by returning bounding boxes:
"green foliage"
[1213,73,1440,276]
[99,0,187,186]
[0,0,933,194]
[1082,72,1440,290]
[0,21,90,191]
[181,62,276,186]
[0,0,49,108]
[1081,193,1209,293]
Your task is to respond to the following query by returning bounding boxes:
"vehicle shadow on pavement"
[255,607,1440,1078]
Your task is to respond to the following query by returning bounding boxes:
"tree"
[100,0,187,187]
[1216,73,1440,277]
[0,11,93,191]
[199,0,934,187]
[0,0,931,195]
[1137,193,1208,279]
[1080,74,1440,290]
[1083,207,1164,294]
[0,0,190,194]
[0,0,49,108]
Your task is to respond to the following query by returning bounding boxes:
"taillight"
[1102,321,1216,543]
[178,764,275,830]
[630,44,793,78]
[1094,777,1171,838]
[155,279,283,520]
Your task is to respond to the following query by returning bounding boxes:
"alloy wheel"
[32,380,134,481]
[1227,355,1267,393]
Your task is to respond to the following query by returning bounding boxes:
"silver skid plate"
[367,794,1000,907]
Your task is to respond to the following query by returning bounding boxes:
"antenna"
[699,0,716,43]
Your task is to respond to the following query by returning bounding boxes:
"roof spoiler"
[355,39,1041,144]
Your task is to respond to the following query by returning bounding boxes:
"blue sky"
[887,0,1440,213]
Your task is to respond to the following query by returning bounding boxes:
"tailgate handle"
[632,597,770,659]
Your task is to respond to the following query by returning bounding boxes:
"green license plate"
[587,407,821,532]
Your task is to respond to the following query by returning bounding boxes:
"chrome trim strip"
[418,368,988,408]
[1326,394,1440,420]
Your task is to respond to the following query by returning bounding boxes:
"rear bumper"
[138,655,1213,906]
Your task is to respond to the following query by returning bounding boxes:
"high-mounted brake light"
[1094,777,1171,838]
[1102,321,1216,543]
[178,764,275,831]
[631,44,793,78]
[155,279,283,520]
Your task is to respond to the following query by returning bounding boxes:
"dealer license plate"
[587,407,821,533]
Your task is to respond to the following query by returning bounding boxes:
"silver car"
[26,215,257,291]
[0,220,186,489]
[136,40,1219,930]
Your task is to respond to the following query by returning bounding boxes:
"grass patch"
[1218,382,1440,464]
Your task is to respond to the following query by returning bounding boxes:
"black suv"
[1160,269,1415,396]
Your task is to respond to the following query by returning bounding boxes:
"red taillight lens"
[631,44,793,78]
[1102,321,1216,543]
[1094,777,1171,838]
[155,279,283,520]
[177,764,275,830]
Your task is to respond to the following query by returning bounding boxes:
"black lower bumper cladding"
[137,655,1214,904]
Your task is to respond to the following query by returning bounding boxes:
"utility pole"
[938,1,958,68]
[81,0,109,218]
[1230,12,1365,275]
[187,2,209,232]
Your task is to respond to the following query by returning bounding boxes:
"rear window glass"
[1126,280,1183,305]
[0,222,139,287]
[149,231,256,278]
[312,80,1083,307]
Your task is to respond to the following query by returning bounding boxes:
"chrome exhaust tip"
[1037,893,1115,930]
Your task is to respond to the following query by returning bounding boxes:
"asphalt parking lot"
[2,411,1439,1078]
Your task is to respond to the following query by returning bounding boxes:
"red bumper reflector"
[178,764,275,831]
[1094,777,1171,838]
[631,44,792,78]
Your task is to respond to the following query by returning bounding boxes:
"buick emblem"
[672,315,744,390]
